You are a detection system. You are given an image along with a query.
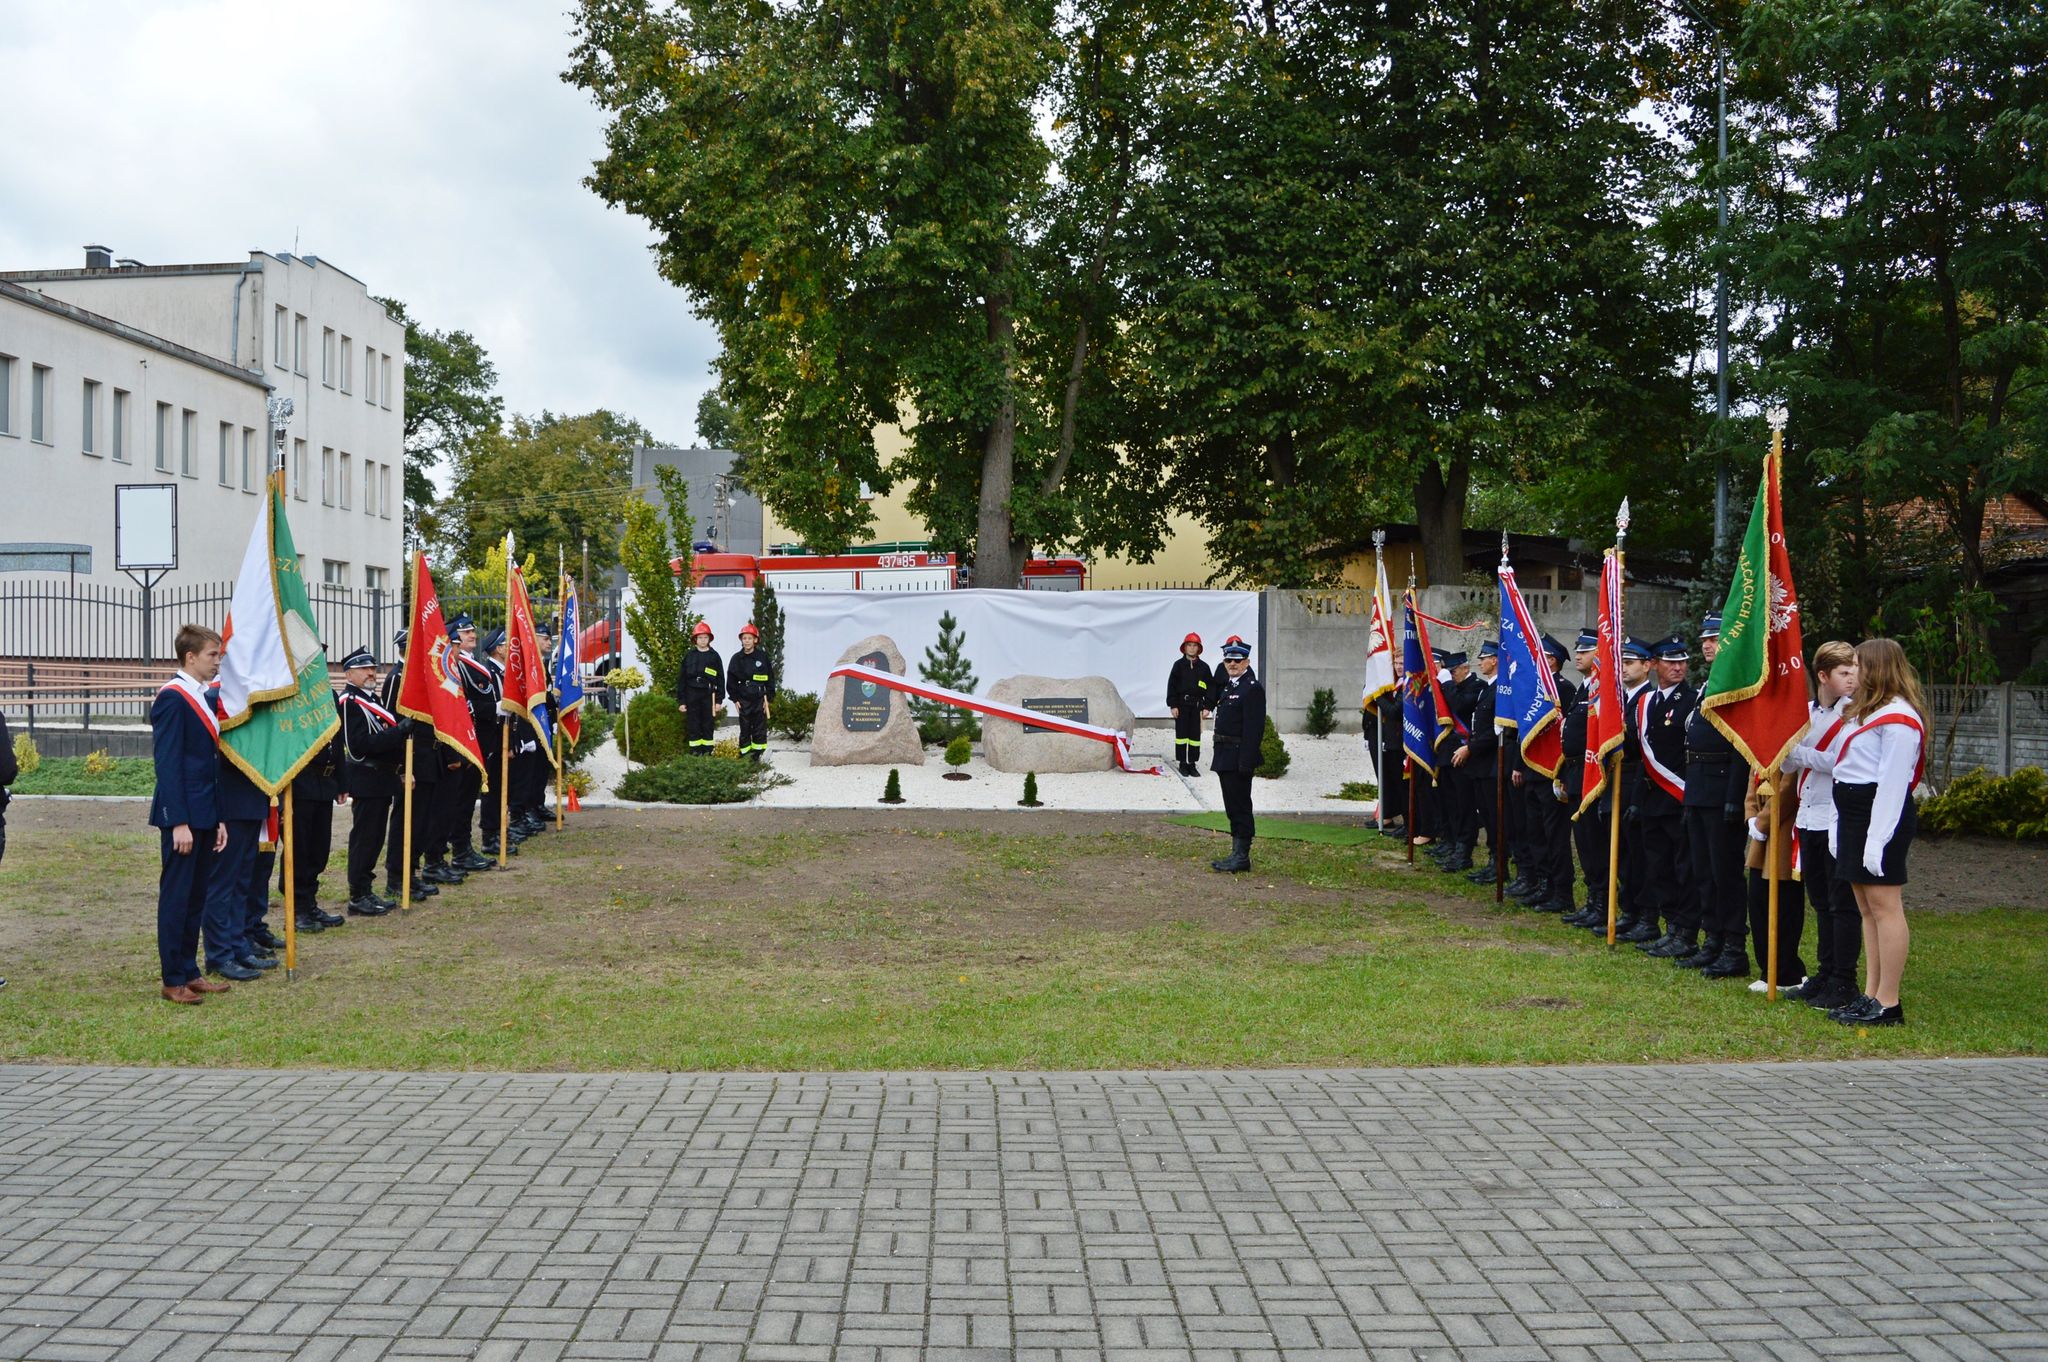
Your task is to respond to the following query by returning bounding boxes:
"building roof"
[0,279,271,388]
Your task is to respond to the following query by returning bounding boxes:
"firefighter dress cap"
[1444,650,1469,669]
[1621,636,1652,662]
[482,627,506,653]
[1477,639,1500,659]
[1221,639,1252,660]
[739,622,759,638]
[1700,611,1723,639]
[1430,647,1449,665]
[1652,635,1690,663]
[1574,627,1599,653]
[1540,634,1569,663]
[341,646,375,670]
[393,627,409,649]
[449,613,475,633]
[692,620,714,639]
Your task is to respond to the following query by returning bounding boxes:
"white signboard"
[115,484,179,572]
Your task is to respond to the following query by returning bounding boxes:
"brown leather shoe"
[160,985,204,1005]
[187,978,232,994]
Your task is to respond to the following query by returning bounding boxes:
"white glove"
[1865,852,1885,878]
[1748,818,1767,843]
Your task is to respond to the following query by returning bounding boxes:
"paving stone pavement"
[0,1059,2044,1362]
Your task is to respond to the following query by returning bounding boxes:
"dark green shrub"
[616,755,781,804]
[1305,687,1337,738]
[1020,772,1041,807]
[1919,766,2048,840]
[882,768,904,803]
[1258,716,1291,778]
[621,691,687,765]
[944,735,973,768]
[773,690,820,743]
[566,703,614,757]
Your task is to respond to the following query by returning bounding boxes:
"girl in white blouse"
[1826,638,1929,1027]
[1779,641,1859,1008]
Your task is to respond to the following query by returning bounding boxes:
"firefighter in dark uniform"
[1636,635,1699,958]
[727,623,777,762]
[1434,650,1481,873]
[1526,636,1580,912]
[381,628,439,904]
[281,689,348,933]
[509,621,555,832]
[1208,637,1265,873]
[1612,636,1655,941]
[1561,629,1609,930]
[1681,612,1750,977]
[479,629,518,856]
[675,620,725,756]
[338,646,403,916]
[1374,679,1406,838]
[1458,641,1502,882]
[1166,633,1213,777]
[418,614,476,888]
[1413,646,1449,845]
[449,618,498,874]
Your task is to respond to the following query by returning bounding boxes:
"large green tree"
[445,409,659,579]
[566,0,1182,586]
[378,298,503,551]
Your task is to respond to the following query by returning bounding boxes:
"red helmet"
[1182,632,1202,648]
[1223,634,1243,647]
[692,620,713,638]
[739,622,759,638]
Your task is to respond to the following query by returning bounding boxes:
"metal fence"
[1927,684,2048,783]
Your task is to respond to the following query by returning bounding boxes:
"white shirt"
[1783,697,1851,833]
[1829,698,1925,875]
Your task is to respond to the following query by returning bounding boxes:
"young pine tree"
[750,576,786,681]
[914,610,979,744]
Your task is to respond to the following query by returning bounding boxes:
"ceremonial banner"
[828,662,1162,774]
[1702,434,1810,773]
[396,552,485,774]
[503,559,554,762]
[1401,591,1454,778]
[1495,563,1562,778]
[1362,548,1397,706]
[554,576,585,747]
[1576,547,1626,818]
[217,479,340,794]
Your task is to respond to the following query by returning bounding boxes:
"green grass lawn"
[0,803,2041,1072]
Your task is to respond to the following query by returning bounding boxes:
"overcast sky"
[0,0,718,453]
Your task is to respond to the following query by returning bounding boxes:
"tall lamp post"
[1678,0,1730,557]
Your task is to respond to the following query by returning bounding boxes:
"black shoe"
[249,924,287,952]
[1464,859,1497,884]
[206,958,263,982]
[1866,1003,1904,1027]
[1210,836,1252,874]
[1620,919,1663,945]
[1503,876,1534,898]
[1643,933,1694,958]
[1562,905,1601,928]
[421,862,465,885]
[314,907,345,927]
[453,850,494,872]
[1378,821,1407,839]
[348,896,393,917]
[1439,845,1473,873]
[1700,946,1751,979]
[1534,890,1573,914]
[1804,979,1857,1011]
[239,953,279,972]
[1672,936,1716,969]
[1830,994,1885,1024]
[1511,878,1547,904]
[294,912,327,934]
[246,938,278,960]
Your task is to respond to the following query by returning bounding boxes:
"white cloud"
[0,0,718,453]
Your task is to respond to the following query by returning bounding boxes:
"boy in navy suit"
[150,625,232,1004]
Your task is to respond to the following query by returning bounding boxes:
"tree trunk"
[976,254,1028,588]
[1415,456,1470,585]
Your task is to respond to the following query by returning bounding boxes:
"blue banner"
[1401,592,1448,778]
[1495,566,1562,777]
[554,580,585,743]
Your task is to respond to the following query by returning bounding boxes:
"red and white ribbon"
[828,663,1164,775]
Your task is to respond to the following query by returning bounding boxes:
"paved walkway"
[1,1060,2043,1362]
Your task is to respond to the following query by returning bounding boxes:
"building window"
[293,439,307,499]
[364,459,376,516]
[242,427,256,490]
[0,354,14,435]
[365,565,389,593]
[380,354,393,409]
[30,364,50,443]
[322,559,348,586]
[363,347,376,405]
[340,336,352,393]
[155,402,172,472]
[322,327,336,386]
[339,451,352,509]
[111,389,128,462]
[380,464,392,519]
[321,446,334,505]
[81,380,100,456]
[181,409,197,477]
[293,314,307,375]
[274,305,287,368]
[219,422,234,485]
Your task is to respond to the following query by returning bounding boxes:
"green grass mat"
[1166,813,1381,845]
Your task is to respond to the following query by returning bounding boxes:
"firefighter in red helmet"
[726,623,777,762]
[1166,632,1214,777]
[674,620,726,755]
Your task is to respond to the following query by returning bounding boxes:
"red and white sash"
[1836,705,1927,788]
[1637,689,1685,801]
[158,678,220,742]
[829,662,1163,775]
[345,690,399,728]
[1796,708,1851,798]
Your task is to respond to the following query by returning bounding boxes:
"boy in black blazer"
[150,625,232,1004]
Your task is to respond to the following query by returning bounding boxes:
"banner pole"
[554,721,564,829]
[499,717,511,868]
[401,743,414,911]
[281,792,296,979]
[1406,759,1417,864]
[1605,751,1622,946]
[1766,774,1782,1001]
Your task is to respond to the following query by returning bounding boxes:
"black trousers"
[1470,762,1499,854]
[478,744,505,843]
[1523,779,1565,887]
[1635,812,1688,929]
[448,763,481,855]
[425,770,468,861]
[683,694,717,753]
[1217,769,1255,842]
[386,782,431,885]
[1686,806,1748,938]
[285,792,334,908]
[1800,829,1855,987]
[1573,795,1610,911]
[736,698,769,758]
[1174,710,1203,767]
[513,746,548,817]
[1745,870,1807,981]
[349,794,391,896]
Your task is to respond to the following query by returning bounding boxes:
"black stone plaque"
[840,650,893,732]
[1022,696,1090,735]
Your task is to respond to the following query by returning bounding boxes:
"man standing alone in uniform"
[1208,637,1266,874]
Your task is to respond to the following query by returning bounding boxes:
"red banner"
[396,552,485,775]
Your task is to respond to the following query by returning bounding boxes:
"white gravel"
[580,728,1385,816]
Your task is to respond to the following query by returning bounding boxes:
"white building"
[0,247,405,596]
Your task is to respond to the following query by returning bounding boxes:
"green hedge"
[772,691,819,743]
[1919,766,2048,840]
[616,756,783,805]
[1259,716,1291,778]
[620,691,687,765]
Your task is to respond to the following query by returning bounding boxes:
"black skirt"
[1834,781,1916,886]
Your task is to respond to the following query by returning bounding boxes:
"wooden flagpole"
[400,743,414,910]
[499,717,511,867]
[280,793,296,978]
[1605,500,1629,947]
[1763,412,1788,1001]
